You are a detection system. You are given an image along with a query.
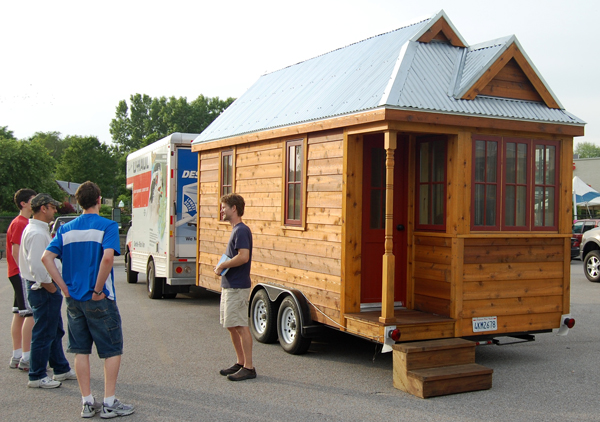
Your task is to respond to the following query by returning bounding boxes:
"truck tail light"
[175,266,183,274]
[388,328,401,341]
[564,318,575,329]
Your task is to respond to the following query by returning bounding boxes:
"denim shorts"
[65,297,123,359]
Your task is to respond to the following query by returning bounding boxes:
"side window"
[284,139,304,226]
[502,139,530,230]
[220,150,234,220]
[416,137,447,230]
[533,141,558,230]
[472,137,500,230]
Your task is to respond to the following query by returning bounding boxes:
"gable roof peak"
[412,9,468,47]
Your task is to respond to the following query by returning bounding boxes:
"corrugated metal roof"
[56,180,81,196]
[194,11,584,145]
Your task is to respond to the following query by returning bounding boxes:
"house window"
[473,138,500,229]
[285,139,303,225]
[220,150,233,220]
[471,135,558,231]
[416,137,446,230]
[534,142,558,228]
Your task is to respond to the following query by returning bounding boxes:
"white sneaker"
[28,376,62,389]
[53,369,77,381]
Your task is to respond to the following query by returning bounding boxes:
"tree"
[0,138,63,212]
[0,126,16,140]
[29,131,71,164]
[55,136,118,200]
[574,141,600,159]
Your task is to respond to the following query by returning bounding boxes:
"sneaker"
[18,358,30,371]
[53,369,77,381]
[81,399,102,418]
[9,356,20,369]
[219,363,242,376]
[28,376,61,389]
[100,399,135,419]
[227,367,257,381]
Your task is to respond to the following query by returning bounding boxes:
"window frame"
[218,149,235,221]
[470,135,559,232]
[415,136,447,231]
[282,138,306,227]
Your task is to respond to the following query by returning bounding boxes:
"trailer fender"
[249,284,314,333]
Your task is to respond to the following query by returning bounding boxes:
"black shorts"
[9,274,32,317]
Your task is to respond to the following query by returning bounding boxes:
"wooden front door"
[361,133,408,304]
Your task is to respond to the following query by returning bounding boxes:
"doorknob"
[396,224,405,231]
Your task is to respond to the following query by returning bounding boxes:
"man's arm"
[11,243,19,268]
[93,249,115,300]
[41,250,69,296]
[214,248,249,274]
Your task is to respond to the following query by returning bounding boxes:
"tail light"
[564,318,575,329]
[388,328,401,342]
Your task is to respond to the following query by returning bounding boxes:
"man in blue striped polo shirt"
[42,181,135,419]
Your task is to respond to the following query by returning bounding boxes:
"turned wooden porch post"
[380,130,397,323]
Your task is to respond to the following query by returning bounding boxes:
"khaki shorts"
[220,288,250,328]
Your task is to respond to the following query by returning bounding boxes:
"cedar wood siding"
[197,130,345,326]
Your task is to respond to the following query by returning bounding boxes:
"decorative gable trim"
[459,37,562,109]
[413,10,467,47]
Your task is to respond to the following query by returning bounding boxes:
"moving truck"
[125,133,199,299]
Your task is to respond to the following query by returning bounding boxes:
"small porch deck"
[344,309,455,343]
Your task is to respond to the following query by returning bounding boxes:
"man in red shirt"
[6,188,37,370]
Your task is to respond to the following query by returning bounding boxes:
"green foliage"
[574,141,600,159]
[1,126,16,140]
[0,138,64,212]
[55,136,118,200]
[29,131,71,164]
[99,204,112,215]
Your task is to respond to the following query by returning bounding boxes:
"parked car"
[579,225,600,282]
[572,219,600,260]
[49,215,78,237]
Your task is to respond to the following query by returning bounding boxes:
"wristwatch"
[93,290,103,296]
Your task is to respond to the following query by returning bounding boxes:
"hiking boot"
[18,358,30,371]
[81,399,102,418]
[53,369,77,381]
[9,356,20,369]
[28,376,61,389]
[100,399,135,419]
[219,363,242,376]
[227,367,256,381]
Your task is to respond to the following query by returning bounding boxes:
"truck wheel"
[250,289,277,343]
[277,296,311,355]
[147,260,163,299]
[126,251,138,284]
[584,250,600,282]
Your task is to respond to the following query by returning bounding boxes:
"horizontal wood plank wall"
[197,131,345,326]
[413,236,453,316]
[460,237,565,335]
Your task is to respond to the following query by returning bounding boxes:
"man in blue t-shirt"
[214,193,255,381]
[42,181,135,419]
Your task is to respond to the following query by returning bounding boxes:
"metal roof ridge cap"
[455,35,514,99]
[449,47,467,97]
[468,35,514,52]
[379,41,412,106]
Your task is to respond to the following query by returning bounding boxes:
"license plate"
[472,316,497,332]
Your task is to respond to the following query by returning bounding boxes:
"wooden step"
[407,364,493,398]
[393,338,476,371]
[392,339,493,398]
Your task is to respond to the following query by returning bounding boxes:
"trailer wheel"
[584,250,600,282]
[147,259,163,299]
[277,296,311,355]
[126,250,138,284]
[250,289,277,343]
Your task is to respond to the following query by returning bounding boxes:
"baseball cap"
[31,193,62,208]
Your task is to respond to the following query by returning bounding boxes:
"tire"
[163,293,177,299]
[277,296,311,355]
[126,251,138,284]
[147,259,163,299]
[250,289,278,343]
[584,250,600,282]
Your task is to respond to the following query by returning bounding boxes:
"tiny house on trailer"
[192,10,584,355]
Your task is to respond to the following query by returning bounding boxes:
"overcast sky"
[1,0,597,147]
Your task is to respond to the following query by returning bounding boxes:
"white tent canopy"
[573,176,600,219]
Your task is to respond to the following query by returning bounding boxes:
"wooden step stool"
[392,338,493,398]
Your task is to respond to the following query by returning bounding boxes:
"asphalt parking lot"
[1,257,599,422]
